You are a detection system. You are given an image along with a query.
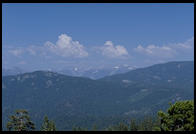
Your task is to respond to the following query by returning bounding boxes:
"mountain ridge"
[2,60,194,130]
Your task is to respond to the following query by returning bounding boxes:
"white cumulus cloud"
[101,41,129,58]
[44,34,88,58]
[134,37,194,59]
[8,49,23,56]
[26,47,36,56]
[134,44,175,58]
[171,37,194,51]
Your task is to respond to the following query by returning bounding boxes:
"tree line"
[5,100,194,131]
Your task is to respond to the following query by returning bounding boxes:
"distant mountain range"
[58,65,137,79]
[2,61,194,130]
[3,65,137,79]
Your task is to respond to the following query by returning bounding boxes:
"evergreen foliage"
[158,100,194,131]
[129,119,138,131]
[72,126,88,131]
[41,115,56,131]
[6,100,194,131]
[6,109,35,131]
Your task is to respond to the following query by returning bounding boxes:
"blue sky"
[2,3,194,71]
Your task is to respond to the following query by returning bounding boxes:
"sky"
[2,3,194,71]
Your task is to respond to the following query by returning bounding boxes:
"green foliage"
[138,116,156,131]
[113,122,129,131]
[151,118,161,131]
[6,99,194,131]
[105,122,128,131]
[105,117,159,131]
[41,115,56,131]
[129,119,138,131]
[6,109,35,131]
[158,100,194,131]
[91,124,98,131]
[72,126,88,131]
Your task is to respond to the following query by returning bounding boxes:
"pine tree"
[91,124,98,131]
[6,109,35,131]
[117,122,129,131]
[40,115,56,131]
[129,119,138,131]
[106,122,128,131]
[139,116,154,131]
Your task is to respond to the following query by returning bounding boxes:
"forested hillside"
[2,61,194,130]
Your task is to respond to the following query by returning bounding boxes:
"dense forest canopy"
[6,100,194,131]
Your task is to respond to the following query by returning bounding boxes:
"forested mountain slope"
[2,61,194,130]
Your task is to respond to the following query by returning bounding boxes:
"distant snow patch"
[140,89,148,92]
[74,67,78,71]
[167,80,172,82]
[153,75,161,80]
[122,80,131,83]
[113,66,119,69]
